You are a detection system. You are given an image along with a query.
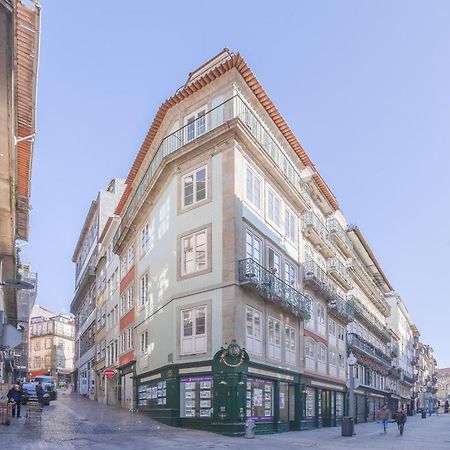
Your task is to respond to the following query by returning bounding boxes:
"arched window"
[305,338,316,359]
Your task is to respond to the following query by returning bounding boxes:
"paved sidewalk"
[1,391,450,449]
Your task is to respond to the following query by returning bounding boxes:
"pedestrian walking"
[7,384,23,418]
[395,408,407,435]
[375,404,392,434]
[36,382,45,406]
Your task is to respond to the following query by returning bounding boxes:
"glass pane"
[195,308,206,335]
[184,175,194,206]
[246,308,253,336]
[183,236,194,274]
[254,177,260,209]
[197,112,206,136]
[195,232,206,270]
[254,311,261,338]
[187,119,195,142]
[195,168,206,202]
[183,310,193,337]
[246,168,253,202]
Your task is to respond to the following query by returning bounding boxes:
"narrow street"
[1,390,450,449]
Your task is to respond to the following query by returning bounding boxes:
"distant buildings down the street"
[28,305,75,382]
[0,0,40,391]
[70,49,439,434]
[436,368,450,403]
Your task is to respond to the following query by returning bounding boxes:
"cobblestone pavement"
[2,390,450,449]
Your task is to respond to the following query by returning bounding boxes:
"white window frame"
[329,351,337,366]
[140,330,148,355]
[285,324,296,365]
[267,188,281,229]
[245,165,262,211]
[185,106,207,142]
[328,319,336,337]
[305,338,316,359]
[140,223,149,256]
[267,316,281,361]
[140,273,149,307]
[318,344,327,363]
[181,229,208,276]
[284,261,296,288]
[337,324,345,341]
[181,165,207,209]
[268,247,281,276]
[284,207,296,243]
[245,306,262,356]
[180,305,207,355]
[317,303,326,325]
[245,230,262,264]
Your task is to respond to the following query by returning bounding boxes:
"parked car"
[33,376,57,401]
[22,383,50,406]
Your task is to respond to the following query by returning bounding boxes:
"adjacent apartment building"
[75,49,435,434]
[0,0,40,389]
[29,305,75,381]
[70,178,125,397]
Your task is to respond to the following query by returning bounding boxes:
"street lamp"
[347,352,357,427]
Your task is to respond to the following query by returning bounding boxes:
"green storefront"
[135,342,346,435]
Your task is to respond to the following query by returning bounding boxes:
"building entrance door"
[321,390,333,427]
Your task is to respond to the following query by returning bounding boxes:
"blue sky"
[23,1,450,366]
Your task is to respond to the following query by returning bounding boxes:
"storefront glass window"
[180,376,213,418]
[137,380,167,407]
[279,382,289,421]
[336,392,344,417]
[246,378,273,420]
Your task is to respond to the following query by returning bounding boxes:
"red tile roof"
[115,49,339,217]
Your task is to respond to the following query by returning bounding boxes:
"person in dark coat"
[36,382,45,406]
[7,384,23,418]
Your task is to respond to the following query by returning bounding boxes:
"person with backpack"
[7,384,23,418]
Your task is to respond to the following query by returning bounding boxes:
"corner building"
[112,49,394,435]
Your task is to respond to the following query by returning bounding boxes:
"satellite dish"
[1,280,34,290]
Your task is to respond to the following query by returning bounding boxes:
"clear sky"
[23,1,450,366]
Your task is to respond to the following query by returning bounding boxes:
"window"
[267,316,281,360]
[318,344,327,363]
[120,286,134,316]
[284,262,296,288]
[337,324,345,341]
[317,303,325,325]
[141,223,149,255]
[267,189,281,227]
[306,296,315,328]
[34,340,41,351]
[268,247,281,275]
[140,273,149,307]
[127,246,134,268]
[246,306,262,355]
[44,355,51,367]
[245,167,261,210]
[305,338,315,359]
[127,327,133,350]
[338,354,345,368]
[182,229,207,275]
[181,306,207,354]
[106,243,113,265]
[328,319,336,337]
[285,325,296,365]
[45,338,52,349]
[329,351,337,366]
[186,109,206,142]
[140,331,148,355]
[245,230,262,264]
[120,255,127,279]
[182,166,207,208]
[284,208,296,242]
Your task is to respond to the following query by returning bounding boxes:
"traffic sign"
[103,369,117,378]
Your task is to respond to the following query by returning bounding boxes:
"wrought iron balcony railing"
[347,294,391,343]
[304,259,338,301]
[389,366,402,379]
[327,218,353,256]
[328,295,355,324]
[327,257,353,290]
[402,373,415,385]
[239,258,311,319]
[113,94,311,250]
[347,332,391,367]
[301,212,334,257]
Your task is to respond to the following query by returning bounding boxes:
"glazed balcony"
[327,218,353,257]
[303,259,338,302]
[113,94,311,251]
[328,295,355,325]
[348,257,389,315]
[239,258,311,319]
[302,212,334,258]
[347,294,390,343]
[327,257,353,291]
[347,332,391,367]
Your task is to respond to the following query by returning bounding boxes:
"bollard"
[245,419,256,439]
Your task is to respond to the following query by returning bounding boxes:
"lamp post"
[347,352,357,422]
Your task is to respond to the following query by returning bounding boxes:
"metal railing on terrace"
[239,258,311,319]
[327,218,353,253]
[302,211,330,243]
[327,257,353,288]
[347,332,391,366]
[113,94,311,248]
[389,366,402,379]
[347,294,390,342]
[303,259,338,301]
[328,295,355,324]
[348,257,387,309]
